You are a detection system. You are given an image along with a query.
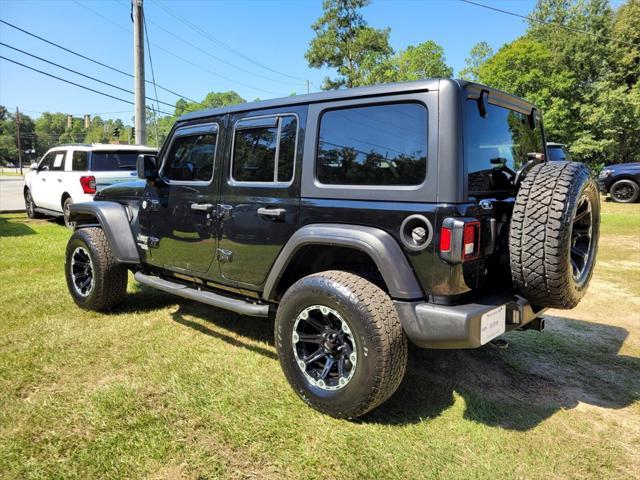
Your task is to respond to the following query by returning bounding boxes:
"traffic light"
[113,126,121,138]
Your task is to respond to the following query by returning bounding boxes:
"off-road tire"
[275,270,408,418]
[610,179,639,203]
[65,227,128,311]
[24,188,44,219]
[510,162,600,309]
[63,196,75,229]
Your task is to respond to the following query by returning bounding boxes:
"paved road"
[0,177,26,212]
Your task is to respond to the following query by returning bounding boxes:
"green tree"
[459,41,493,81]
[306,0,392,89]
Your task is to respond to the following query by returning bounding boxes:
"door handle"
[41,178,46,181]
[257,207,286,219]
[190,203,215,213]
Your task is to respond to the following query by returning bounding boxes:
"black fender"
[262,224,424,301]
[68,201,140,264]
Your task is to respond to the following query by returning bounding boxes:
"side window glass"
[317,103,428,186]
[164,132,217,182]
[72,151,88,171]
[39,152,54,171]
[232,115,298,183]
[51,151,66,171]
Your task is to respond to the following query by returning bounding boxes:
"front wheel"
[65,227,128,311]
[24,189,43,219]
[275,270,408,418]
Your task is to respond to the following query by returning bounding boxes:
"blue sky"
[0,0,618,122]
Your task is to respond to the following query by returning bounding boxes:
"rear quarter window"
[316,102,428,186]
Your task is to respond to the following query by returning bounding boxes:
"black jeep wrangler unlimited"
[65,79,600,418]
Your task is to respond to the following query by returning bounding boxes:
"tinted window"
[278,116,297,182]
[91,151,139,171]
[72,151,88,171]
[465,100,544,195]
[232,115,297,183]
[547,146,568,161]
[317,103,427,186]
[163,133,217,182]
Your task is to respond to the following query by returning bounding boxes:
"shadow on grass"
[0,216,36,237]
[111,285,277,361]
[108,287,639,431]
[363,316,640,430]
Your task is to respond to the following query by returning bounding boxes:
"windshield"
[547,145,569,161]
[90,151,142,171]
[465,99,544,196]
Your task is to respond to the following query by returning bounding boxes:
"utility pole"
[16,107,23,175]
[133,0,146,145]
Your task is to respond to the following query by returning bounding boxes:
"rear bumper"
[394,293,545,349]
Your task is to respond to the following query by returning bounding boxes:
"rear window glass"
[465,100,544,195]
[90,151,140,171]
[317,103,428,186]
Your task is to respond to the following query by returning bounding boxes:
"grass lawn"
[1,200,639,479]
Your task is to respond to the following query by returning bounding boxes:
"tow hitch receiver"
[521,317,545,332]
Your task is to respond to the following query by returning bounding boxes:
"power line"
[459,0,640,48]
[143,14,162,147]
[0,55,173,115]
[0,42,176,109]
[73,1,288,97]
[0,18,198,103]
[151,0,308,83]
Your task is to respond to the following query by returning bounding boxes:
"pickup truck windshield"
[465,99,544,196]
[90,151,139,171]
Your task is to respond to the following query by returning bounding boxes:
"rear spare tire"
[510,162,600,309]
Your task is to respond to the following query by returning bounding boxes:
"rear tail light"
[80,175,96,194]
[439,218,481,264]
[440,226,452,253]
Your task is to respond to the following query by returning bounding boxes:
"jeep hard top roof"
[178,78,540,123]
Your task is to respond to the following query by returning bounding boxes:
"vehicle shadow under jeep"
[363,316,639,430]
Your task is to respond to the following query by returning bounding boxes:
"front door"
[217,109,302,288]
[139,122,221,275]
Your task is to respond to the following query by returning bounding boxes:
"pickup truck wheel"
[275,270,407,418]
[24,189,43,219]
[610,179,639,203]
[510,162,600,309]
[65,227,128,311]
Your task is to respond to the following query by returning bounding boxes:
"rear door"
[139,122,222,274]
[216,107,303,288]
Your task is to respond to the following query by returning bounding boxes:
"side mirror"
[137,154,158,180]
[30,163,38,171]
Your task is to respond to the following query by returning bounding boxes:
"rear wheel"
[24,189,43,219]
[65,227,128,311]
[63,197,75,229]
[610,179,639,203]
[275,270,407,418]
[510,162,600,309]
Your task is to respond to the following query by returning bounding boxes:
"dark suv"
[65,79,600,418]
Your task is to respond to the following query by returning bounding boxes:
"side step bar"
[134,272,269,317]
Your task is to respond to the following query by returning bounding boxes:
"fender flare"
[68,201,140,264]
[262,223,424,301]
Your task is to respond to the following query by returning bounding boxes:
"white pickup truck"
[24,144,157,227]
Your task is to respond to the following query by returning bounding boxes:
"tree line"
[1,0,637,169]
